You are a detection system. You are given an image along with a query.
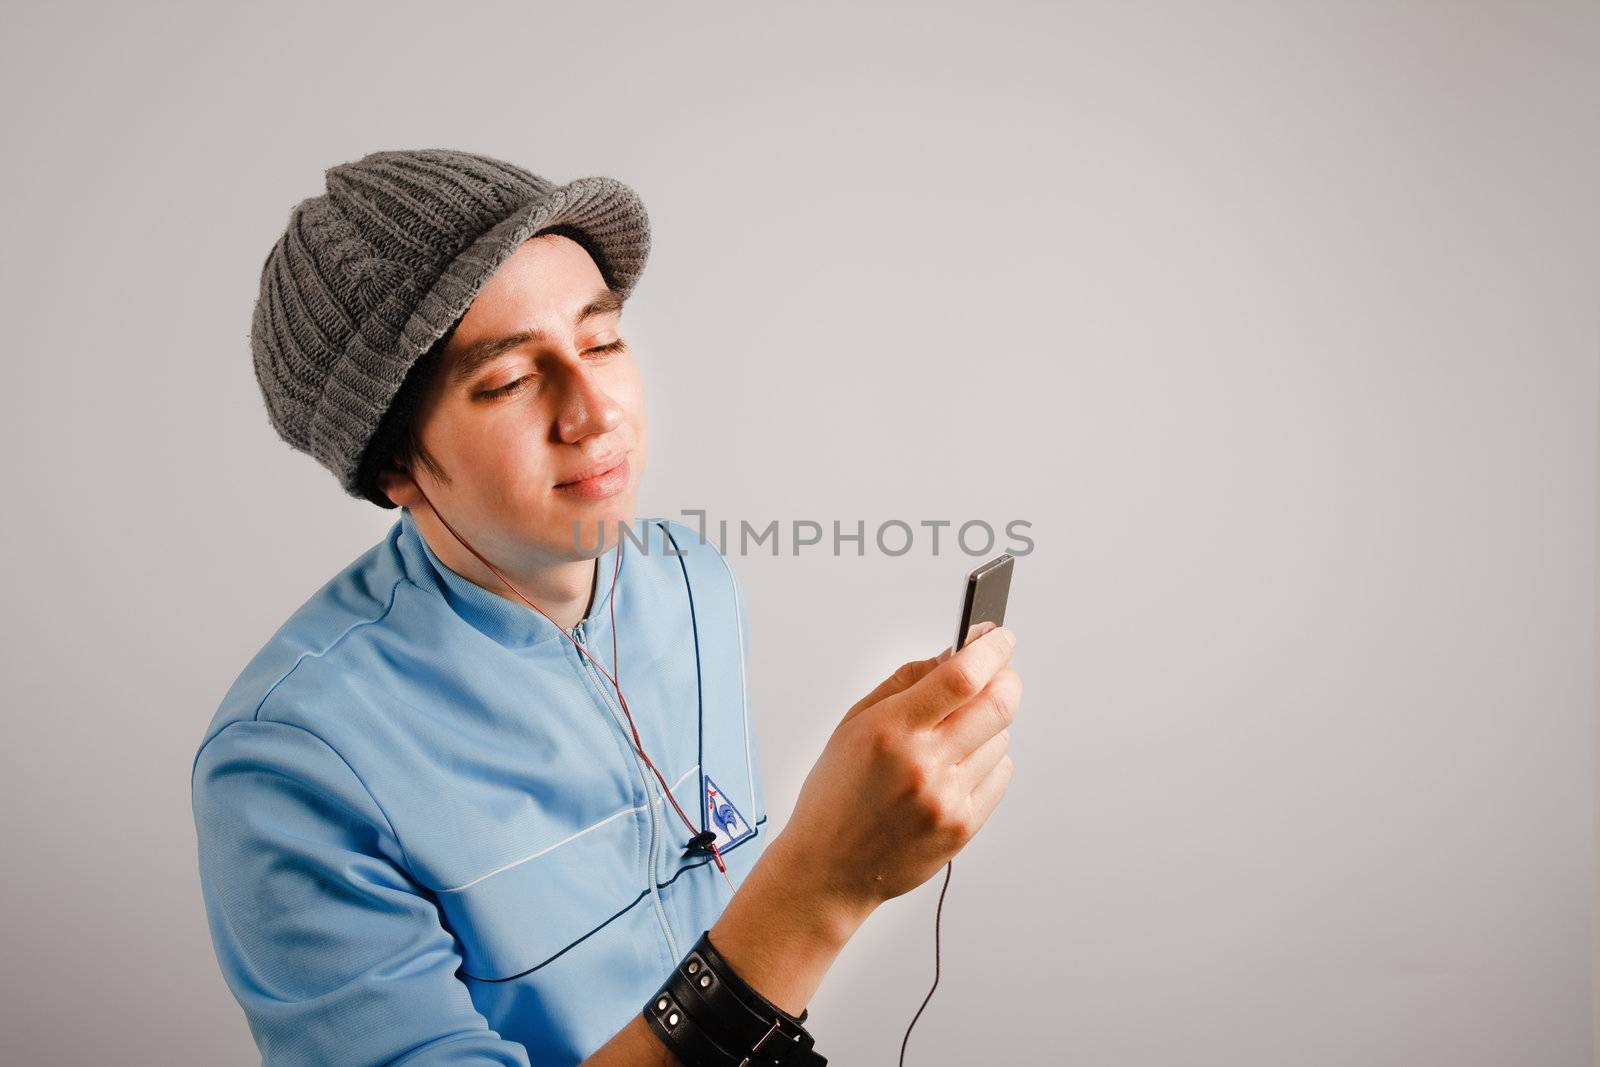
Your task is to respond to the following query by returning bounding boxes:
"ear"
[376,462,423,509]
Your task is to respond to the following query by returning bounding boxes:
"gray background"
[1,1,1594,1064]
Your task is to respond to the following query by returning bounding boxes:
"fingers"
[841,654,942,726]
[899,625,1015,730]
[954,726,1010,795]
[935,666,1021,763]
[954,618,1000,653]
[965,751,1015,830]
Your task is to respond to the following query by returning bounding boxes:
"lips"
[554,452,631,500]
[556,453,627,487]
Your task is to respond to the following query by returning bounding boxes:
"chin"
[545,501,640,557]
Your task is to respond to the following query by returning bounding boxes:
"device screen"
[955,553,1015,652]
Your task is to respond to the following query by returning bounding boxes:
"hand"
[767,625,1021,923]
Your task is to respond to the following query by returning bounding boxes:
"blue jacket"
[192,510,770,1065]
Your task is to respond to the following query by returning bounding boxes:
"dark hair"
[353,224,622,510]
[354,321,457,509]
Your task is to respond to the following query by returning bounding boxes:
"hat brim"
[398,174,651,371]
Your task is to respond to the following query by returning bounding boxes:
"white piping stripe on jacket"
[712,549,758,827]
[434,763,702,894]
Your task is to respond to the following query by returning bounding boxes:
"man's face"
[380,233,647,563]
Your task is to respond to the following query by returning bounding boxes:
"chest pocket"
[435,804,648,982]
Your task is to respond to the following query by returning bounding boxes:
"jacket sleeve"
[192,719,533,1067]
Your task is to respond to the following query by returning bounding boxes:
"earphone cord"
[409,494,958,1060]
[898,858,951,1066]
[410,494,735,893]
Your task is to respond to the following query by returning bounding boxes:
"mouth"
[554,453,630,500]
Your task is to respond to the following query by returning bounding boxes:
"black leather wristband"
[665,948,820,1065]
[642,930,827,1066]
[643,984,743,1066]
[697,931,810,1027]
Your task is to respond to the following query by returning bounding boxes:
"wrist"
[755,827,876,949]
[706,829,872,1016]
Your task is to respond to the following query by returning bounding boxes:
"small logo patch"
[703,774,754,848]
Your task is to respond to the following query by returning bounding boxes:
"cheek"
[612,366,647,427]
[441,410,553,484]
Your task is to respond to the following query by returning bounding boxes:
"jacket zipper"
[571,619,682,962]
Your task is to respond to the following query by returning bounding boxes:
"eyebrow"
[447,288,625,388]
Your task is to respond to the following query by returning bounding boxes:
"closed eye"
[477,339,629,399]
[587,338,629,359]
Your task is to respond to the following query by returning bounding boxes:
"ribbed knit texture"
[250,149,651,505]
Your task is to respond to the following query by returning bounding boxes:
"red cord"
[412,497,731,884]
[413,497,955,1061]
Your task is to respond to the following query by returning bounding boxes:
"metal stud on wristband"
[644,986,743,1065]
[642,930,827,1066]
[664,950,813,1065]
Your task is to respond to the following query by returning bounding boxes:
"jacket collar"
[394,506,621,650]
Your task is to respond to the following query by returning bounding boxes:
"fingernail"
[1000,626,1016,647]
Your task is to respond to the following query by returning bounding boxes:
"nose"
[553,361,623,443]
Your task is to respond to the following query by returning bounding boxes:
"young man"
[193,148,1020,1066]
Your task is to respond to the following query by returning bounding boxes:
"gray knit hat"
[251,148,650,507]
